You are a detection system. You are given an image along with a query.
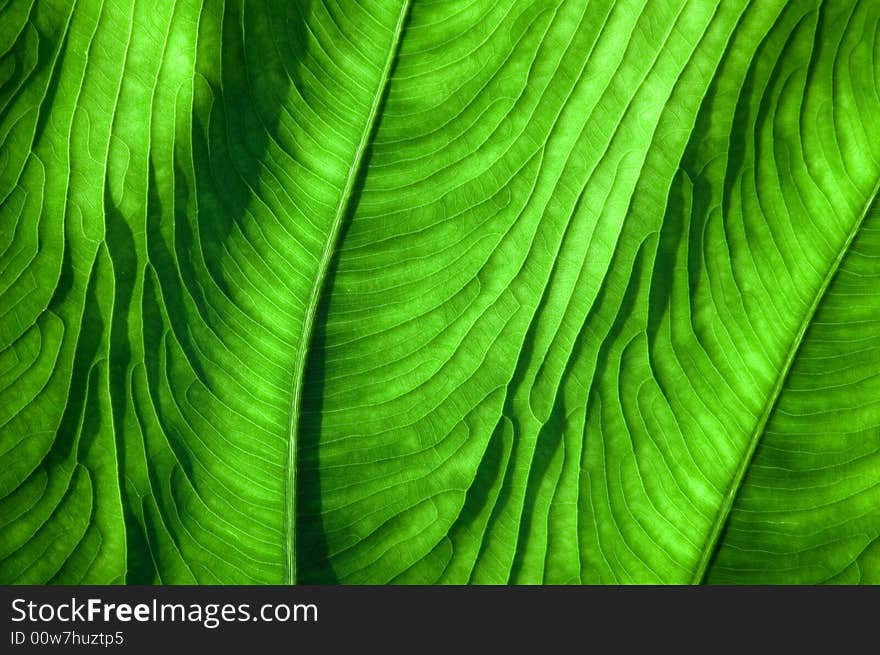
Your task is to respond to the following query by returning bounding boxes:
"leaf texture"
[1,0,879,584]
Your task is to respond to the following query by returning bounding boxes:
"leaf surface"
[1,0,879,584]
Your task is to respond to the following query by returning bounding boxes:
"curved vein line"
[283,0,412,585]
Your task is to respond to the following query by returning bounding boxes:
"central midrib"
[283,0,413,585]
[692,177,880,584]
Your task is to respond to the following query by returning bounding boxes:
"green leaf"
[708,194,880,584]
[1,0,879,585]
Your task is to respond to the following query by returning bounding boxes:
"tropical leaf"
[1,0,878,584]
